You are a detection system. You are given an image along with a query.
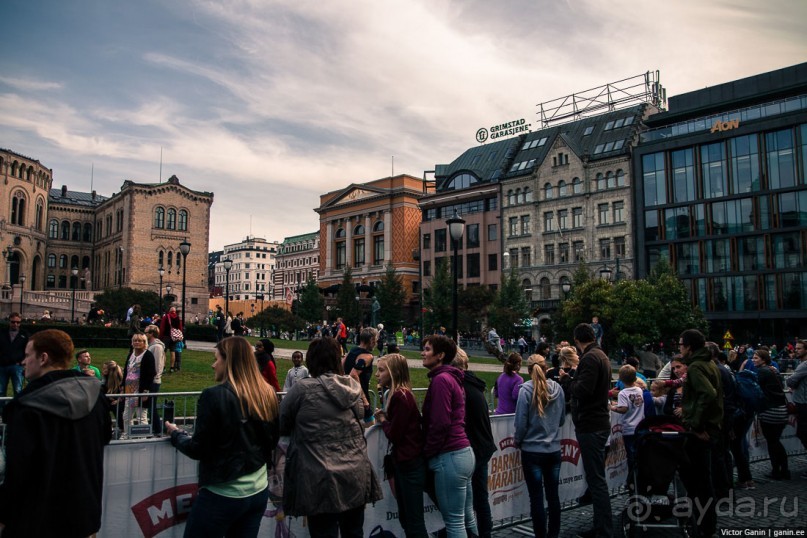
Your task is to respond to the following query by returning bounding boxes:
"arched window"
[508,190,516,206]
[335,228,345,238]
[373,221,384,232]
[167,251,173,267]
[10,191,26,225]
[522,278,533,302]
[10,161,18,177]
[35,199,44,230]
[167,209,177,230]
[158,250,164,266]
[353,224,365,235]
[83,223,92,242]
[47,254,56,268]
[544,183,554,200]
[82,256,90,270]
[154,207,165,228]
[524,188,533,202]
[71,255,79,269]
[515,188,522,204]
[176,252,182,269]
[558,180,568,197]
[616,169,626,187]
[540,277,552,300]
[573,177,583,194]
[59,254,67,268]
[61,221,70,240]
[606,171,616,189]
[178,210,188,231]
[596,173,606,191]
[72,222,81,241]
[49,219,59,239]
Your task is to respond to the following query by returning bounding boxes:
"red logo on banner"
[560,439,580,465]
[131,483,198,538]
[498,436,517,451]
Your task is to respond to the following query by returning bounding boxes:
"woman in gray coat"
[279,337,382,537]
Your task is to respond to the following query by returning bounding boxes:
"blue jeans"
[183,486,269,538]
[471,455,493,538]
[393,457,428,537]
[521,450,561,538]
[428,447,477,538]
[0,364,23,397]
[577,430,613,538]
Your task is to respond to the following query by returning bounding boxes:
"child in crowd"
[611,365,645,488]
[283,351,309,391]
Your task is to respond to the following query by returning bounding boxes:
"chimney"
[92,190,96,200]
[61,185,67,197]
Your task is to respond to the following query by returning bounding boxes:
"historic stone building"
[273,231,320,302]
[500,105,655,316]
[316,174,432,320]
[0,149,54,290]
[1,147,213,320]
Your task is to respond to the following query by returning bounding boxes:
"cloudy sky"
[2,0,805,250]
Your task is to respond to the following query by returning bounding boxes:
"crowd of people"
[2,308,806,538]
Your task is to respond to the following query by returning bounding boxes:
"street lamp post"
[561,280,572,298]
[166,285,173,310]
[70,266,79,323]
[256,293,265,337]
[223,258,233,319]
[19,274,26,316]
[179,239,191,333]
[599,257,622,282]
[446,210,466,343]
[158,266,165,316]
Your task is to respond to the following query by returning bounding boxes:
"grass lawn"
[86,346,504,394]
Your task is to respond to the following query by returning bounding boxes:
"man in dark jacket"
[679,329,723,538]
[453,349,497,538]
[0,312,27,397]
[0,329,111,537]
[564,323,612,538]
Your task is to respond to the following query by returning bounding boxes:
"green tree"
[647,259,709,347]
[297,278,325,324]
[93,287,163,323]
[552,275,614,342]
[458,285,495,336]
[488,268,529,340]
[336,266,361,327]
[423,258,452,334]
[375,264,406,328]
[255,306,305,334]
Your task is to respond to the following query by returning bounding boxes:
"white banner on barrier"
[98,410,800,537]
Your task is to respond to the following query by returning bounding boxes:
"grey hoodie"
[513,378,566,453]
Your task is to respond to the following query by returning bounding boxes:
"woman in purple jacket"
[421,334,477,538]
[494,352,524,414]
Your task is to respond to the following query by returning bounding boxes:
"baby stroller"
[620,415,696,537]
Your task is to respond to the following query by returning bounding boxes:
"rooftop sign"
[476,119,531,143]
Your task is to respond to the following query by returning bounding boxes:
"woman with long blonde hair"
[514,351,566,538]
[374,354,427,537]
[165,336,279,537]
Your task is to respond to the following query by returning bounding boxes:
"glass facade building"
[633,63,807,343]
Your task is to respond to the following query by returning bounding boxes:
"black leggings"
[760,420,788,475]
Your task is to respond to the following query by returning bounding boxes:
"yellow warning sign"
[723,330,734,341]
[723,341,733,350]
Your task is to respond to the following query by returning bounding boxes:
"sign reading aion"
[476,118,531,143]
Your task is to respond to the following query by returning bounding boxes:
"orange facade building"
[315,174,434,320]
